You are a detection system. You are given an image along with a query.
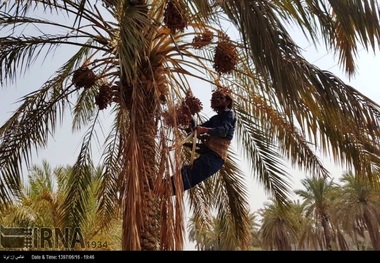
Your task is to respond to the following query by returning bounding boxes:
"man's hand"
[195,126,209,135]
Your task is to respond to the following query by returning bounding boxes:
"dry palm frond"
[153,64,169,101]
[130,0,146,5]
[111,80,133,109]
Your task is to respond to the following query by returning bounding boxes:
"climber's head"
[211,86,233,111]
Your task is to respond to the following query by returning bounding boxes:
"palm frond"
[235,108,293,205]
[96,113,125,231]
[59,120,96,229]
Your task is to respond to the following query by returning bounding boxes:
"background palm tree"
[332,171,380,250]
[287,200,321,251]
[258,199,299,250]
[0,161,121,250]
[187,210,257,250]
[295,177,338,250]
[2,1,380,250]
[0,161,63,233]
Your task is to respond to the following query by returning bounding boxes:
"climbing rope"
[190,129,197,167]
[167,131,194,151]
[167,129,198,167]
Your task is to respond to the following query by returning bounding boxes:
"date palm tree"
[258,199,300,250]
[0,161,121,250]
[0,161,63,231]
[295,177,338,250]
[333,171,380,250]
[187,210,258,250]
[289,200,320,250]
[2,0,380,250]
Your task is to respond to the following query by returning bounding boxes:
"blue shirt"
[202,109,236,140]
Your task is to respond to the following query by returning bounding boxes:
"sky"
[2,8,380,250]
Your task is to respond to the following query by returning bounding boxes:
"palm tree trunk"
[121,80,161,250]
[363,209,380,250]
[137,100,160,251]
[321,213,333,251]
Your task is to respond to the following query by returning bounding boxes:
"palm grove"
[1,0,380,251]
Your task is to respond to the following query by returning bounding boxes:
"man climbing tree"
[171,86,236,194]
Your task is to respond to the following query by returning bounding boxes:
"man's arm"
[200,111,235,139]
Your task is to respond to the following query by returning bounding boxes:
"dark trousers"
[171,150,224,194]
